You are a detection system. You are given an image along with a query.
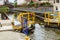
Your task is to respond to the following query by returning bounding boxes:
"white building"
[38,0,60,12]
[32,0,60,12]
[17,0,26,5]
[0,0,4,5]
[53,0,60,11]
[9,0,26,5]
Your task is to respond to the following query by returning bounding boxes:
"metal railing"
[11,7,53,13]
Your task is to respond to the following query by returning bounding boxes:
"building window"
[56,0,59,3]
[56,6,58,10]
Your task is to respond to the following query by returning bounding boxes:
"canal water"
[30,18,60,40]
[8,14,60,40]
[30,24,60,40]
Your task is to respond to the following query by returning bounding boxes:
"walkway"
[10,7,53,13]
[0,31,25,40]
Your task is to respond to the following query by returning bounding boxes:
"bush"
[0,6,9,13]
[40,2,53,7]
[13,2,17,7]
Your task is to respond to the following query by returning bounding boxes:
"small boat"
[44,12,60,29]
[11,12,35,35]
[0,13,13,30]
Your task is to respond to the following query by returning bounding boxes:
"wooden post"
[28,13,30,26]
[48,12,50,26]
[45,12,46,19]
[33,12,35,24]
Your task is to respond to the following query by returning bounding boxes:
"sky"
[9,0,15,3]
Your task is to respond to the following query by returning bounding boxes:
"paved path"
[0,31,25,40]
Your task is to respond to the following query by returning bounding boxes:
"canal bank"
[0,31,25,40]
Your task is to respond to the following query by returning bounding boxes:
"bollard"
[25,36,30,40]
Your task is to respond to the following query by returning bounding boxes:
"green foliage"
[30,0,34,5]
[29,0,35,7]
[14,1,17,7]
[40,2,53,7]
[0,6,9,13]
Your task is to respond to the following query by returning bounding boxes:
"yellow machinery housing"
[44,12,60,27]
[12,12,35,30]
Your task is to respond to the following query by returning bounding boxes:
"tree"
[0,6,9,13]
[0,6,9,18]
[14,0,17,7]
[40,2,53,7]
[29,0,34,7]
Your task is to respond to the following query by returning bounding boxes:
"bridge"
[10,7,53,13]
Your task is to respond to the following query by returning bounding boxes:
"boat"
[44,12,60,29]
[11,12,35,35]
